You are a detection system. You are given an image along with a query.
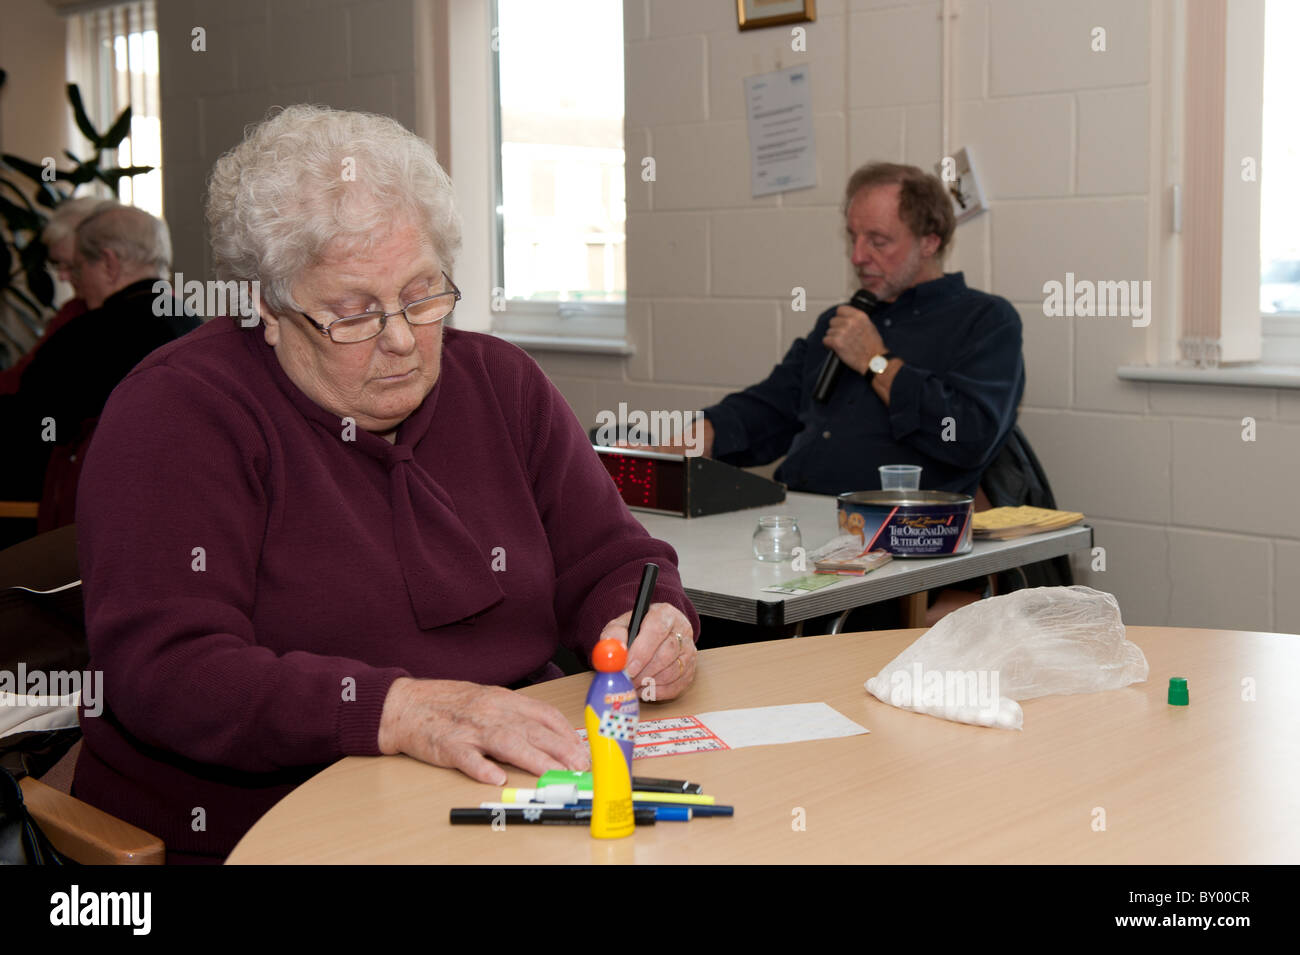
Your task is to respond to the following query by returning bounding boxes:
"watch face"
[869,354,889,374]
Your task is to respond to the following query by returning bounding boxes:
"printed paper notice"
[745,65,817,197]
[577,702,867,760]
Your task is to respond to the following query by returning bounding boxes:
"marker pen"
[487,798,732,818]
[450,808,658,826]
[539,770,705,795]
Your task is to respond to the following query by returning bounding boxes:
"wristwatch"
[866,351,894,379]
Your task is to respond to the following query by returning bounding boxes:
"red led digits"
[600,453,659,509]
[622,457,652,506]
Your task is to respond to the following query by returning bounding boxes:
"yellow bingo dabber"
[584,637,638,839]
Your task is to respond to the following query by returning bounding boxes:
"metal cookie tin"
[837,490,974,558]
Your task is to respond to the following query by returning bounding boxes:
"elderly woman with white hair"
[72,105,700,863]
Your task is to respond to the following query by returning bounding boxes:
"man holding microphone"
[689,161,1024,498]
[642,162,1026,635]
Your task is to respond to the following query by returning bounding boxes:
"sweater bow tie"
[257,338,504,629]
[382,446,505,628]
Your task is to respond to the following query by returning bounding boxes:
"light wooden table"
[634,491,1092,627]
[226,626,1300,864]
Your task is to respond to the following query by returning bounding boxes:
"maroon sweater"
[73,318,699,861]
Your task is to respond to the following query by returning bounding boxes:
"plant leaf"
[67,161,97,186]
[5,283,48,326]
[24,262,55,307]
[0,153,52,185]
[101,106,134,150]
[34,183,66,208]
[0,176,38,211]
[0,196,43,233]
[95,165,153,195]
[106,164,154,180]
[66,83,101,145]
[18,236,48,267]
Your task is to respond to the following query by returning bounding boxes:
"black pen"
[632,775,705,795]
[450,808,658,826]
[625,562,659,649]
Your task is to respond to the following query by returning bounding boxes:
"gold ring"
[677,657,685,677]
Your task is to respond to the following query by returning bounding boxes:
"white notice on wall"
[745,65,817,197]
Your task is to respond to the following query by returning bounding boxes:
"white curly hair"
[205,104,461,315]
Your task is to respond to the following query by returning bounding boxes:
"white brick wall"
[158,0,420,279]
[577,0,1299,633]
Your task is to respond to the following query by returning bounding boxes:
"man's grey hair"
[42,196,115,246]
[205,104,462,316]
[75,201,172,274]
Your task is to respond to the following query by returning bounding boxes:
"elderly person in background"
[73,105,700,864]
[0,195,104,394]
[0,201,198,534]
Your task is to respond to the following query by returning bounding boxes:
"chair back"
[980,426,1074,589]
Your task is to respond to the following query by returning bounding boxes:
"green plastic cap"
[1168,677,1189,706]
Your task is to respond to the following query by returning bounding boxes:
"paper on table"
[576,702,868,759]
[695,703,868,749]
[762,574,846,595]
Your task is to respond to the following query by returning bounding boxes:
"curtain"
[63,1,162,216]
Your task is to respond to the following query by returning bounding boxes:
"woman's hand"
[599,602,697,702]
[378,678,590,786]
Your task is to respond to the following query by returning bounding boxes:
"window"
[65,1,162,217]
[1259,0,1300,363]
[1120,0,1300,383]
[489,0,627,344]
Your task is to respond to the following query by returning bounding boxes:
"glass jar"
[752,516,801,562]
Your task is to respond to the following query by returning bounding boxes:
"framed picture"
[736,0,816,31]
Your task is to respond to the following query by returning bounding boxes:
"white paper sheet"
[745,65,817,197]
[696,702,868,749]
[578,702,868,759]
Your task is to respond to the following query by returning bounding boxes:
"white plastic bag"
[864,586,1148,730]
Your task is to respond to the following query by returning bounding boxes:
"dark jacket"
[980,425,1075,591]
[0,278,200,506]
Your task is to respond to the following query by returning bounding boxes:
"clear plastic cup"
[752,516,801,562]
[879,464,922,491]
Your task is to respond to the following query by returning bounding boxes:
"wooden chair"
[20,768,164,865]
[1,525,165,864]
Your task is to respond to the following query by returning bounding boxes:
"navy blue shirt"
[702,272,1024,496]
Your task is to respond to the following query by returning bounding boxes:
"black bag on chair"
[980,426,1075,593]
[0,525,88,780]
[0,766,72,865]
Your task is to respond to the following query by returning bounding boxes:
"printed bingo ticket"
[575,703,869,760]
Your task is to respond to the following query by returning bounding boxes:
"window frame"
[1133,0,1297,380]
[482,0,629,349]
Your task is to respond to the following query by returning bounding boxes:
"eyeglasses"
[297,271,461,344]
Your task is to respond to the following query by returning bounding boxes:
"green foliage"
[0,77,155,326]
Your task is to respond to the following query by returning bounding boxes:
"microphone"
[812,288,881,403]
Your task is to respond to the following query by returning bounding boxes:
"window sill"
[492,332,634,357]
[1117,364,1300,388]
